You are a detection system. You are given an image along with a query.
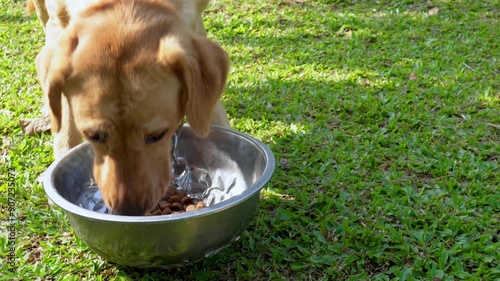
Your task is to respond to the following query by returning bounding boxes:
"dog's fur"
[29,0,231,215]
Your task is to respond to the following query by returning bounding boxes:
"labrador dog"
[28,0,231,215]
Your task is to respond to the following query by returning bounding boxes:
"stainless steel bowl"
[43,126,275,268]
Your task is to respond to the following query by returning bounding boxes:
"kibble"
[162,186,176,198]
[150,209,162,216]
[195,201,205,210]
[171,202,183,211]
[158,200,170,210]
[146,186,206,216]
[168,195,181,203]
[177,190,187,198]
[181,196,193,205]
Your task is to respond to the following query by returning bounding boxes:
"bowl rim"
[43,125,275,223]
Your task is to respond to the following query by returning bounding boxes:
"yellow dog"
[28,0,231,215]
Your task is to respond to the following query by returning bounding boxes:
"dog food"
[146,186,206,216]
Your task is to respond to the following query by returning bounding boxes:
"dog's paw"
[19,116,51,135]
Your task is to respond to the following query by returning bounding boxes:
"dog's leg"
[20,0,52,135]
[210,100,231,128]
[53,95,82,158]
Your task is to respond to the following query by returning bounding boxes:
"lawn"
[1,0,499,280]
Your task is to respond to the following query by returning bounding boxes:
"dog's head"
[37,1,229,215]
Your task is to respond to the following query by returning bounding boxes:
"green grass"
[1,0,499,280]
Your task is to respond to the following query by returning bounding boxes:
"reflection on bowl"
[43,125,275,268]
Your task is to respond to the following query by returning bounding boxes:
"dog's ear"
[158,35,229,136]
[36,31,77,133]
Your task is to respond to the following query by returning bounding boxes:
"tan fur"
[30,0,230,215]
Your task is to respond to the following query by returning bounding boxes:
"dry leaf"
[0,109,13,116]
[428,7,439,16]
[408,72,418,80]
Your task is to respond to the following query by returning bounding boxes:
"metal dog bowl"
[43,126,275,268]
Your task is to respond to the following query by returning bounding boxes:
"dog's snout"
[107,187,163,216]
[93,145,171,217]
[109,190,154,216]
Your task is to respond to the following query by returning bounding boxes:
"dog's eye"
[145,130,167,144]
[85,131,107,144]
